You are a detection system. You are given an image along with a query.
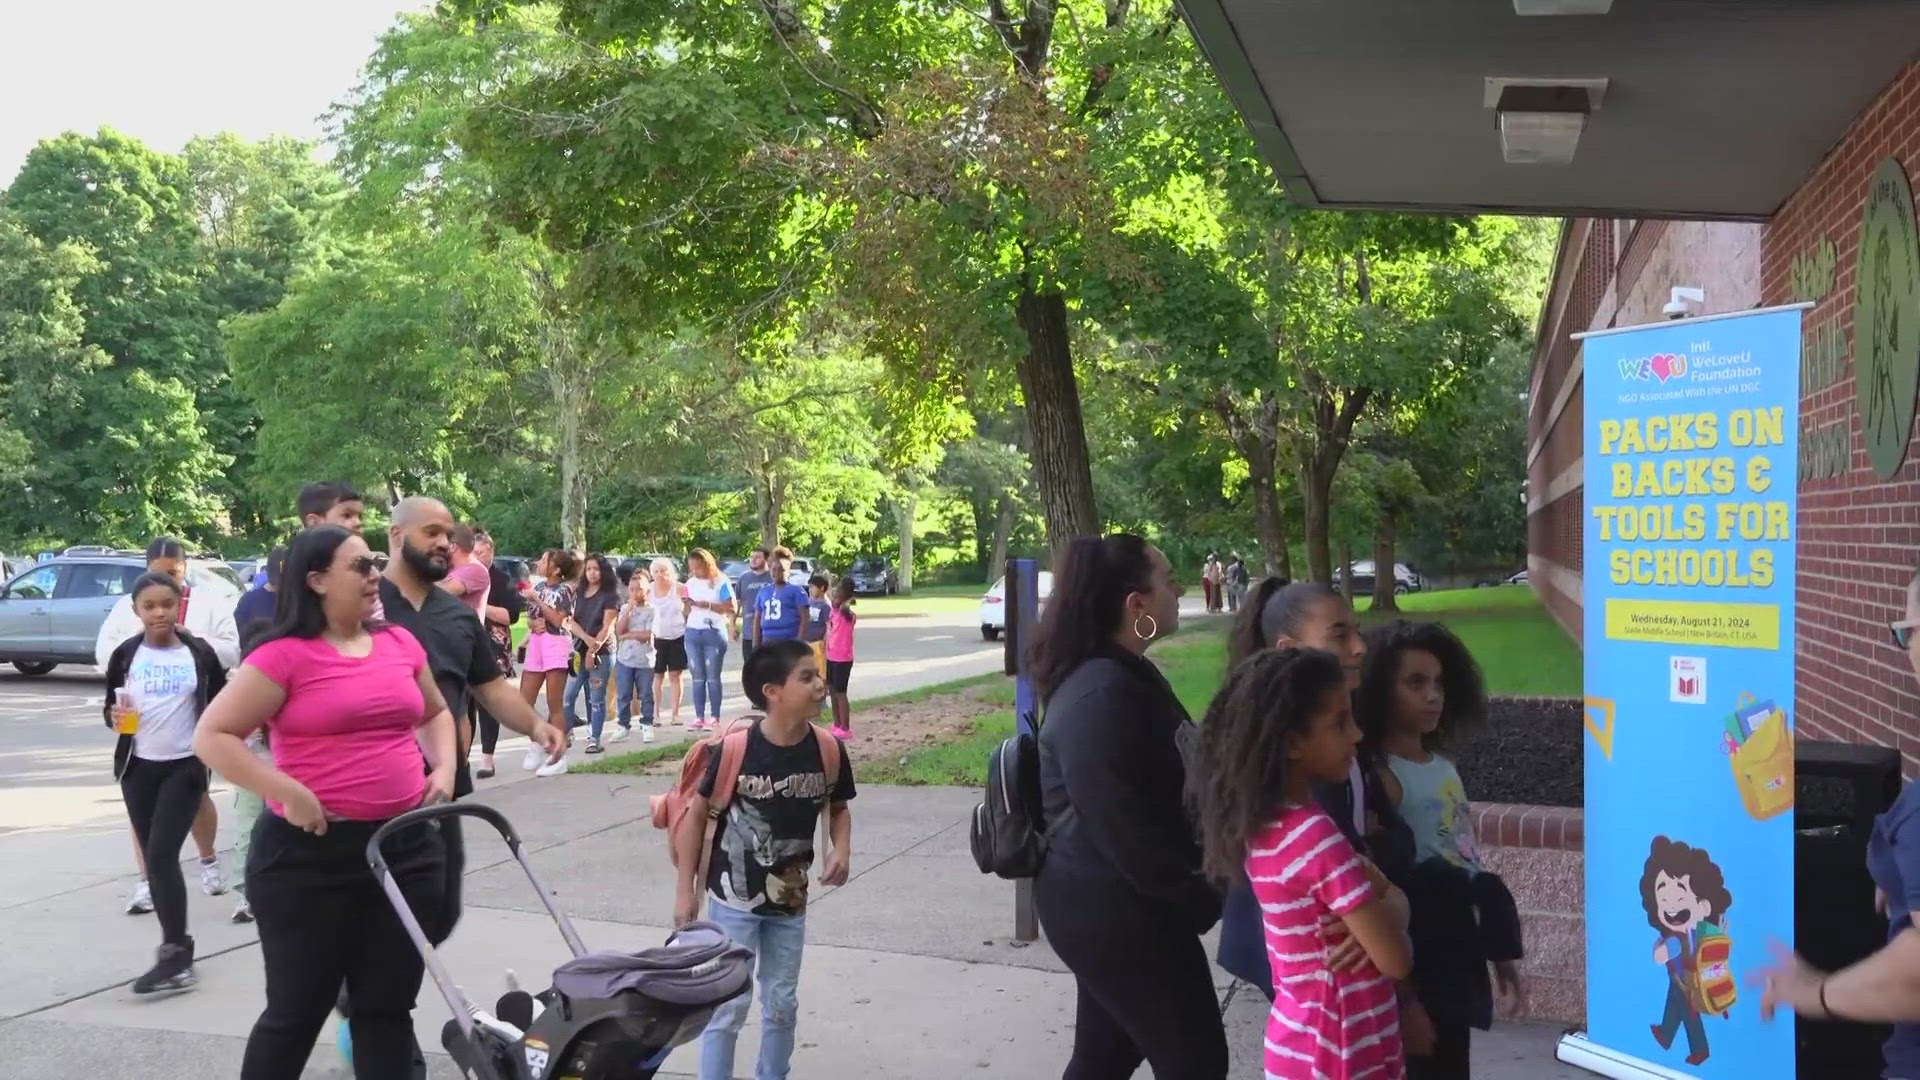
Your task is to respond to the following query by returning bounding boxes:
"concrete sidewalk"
[0,773,1593,1078]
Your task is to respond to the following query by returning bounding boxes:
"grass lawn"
[854,582,990,619]
[864,587,1581,787]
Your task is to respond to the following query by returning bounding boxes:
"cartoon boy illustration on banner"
[1642,836,1738,1066]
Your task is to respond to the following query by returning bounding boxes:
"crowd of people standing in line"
[1200,553,1250,615]
[1033,535,1520,1080]
[96,479,867,1079]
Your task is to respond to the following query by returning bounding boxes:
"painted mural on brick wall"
[1581,307,1802,1078]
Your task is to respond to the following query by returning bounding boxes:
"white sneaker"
[607,726,629,743]
[199,857,228,896]
[127,879,153,915]
[535,754,570,778]
[522,744,545,771]
[232,893,254,924]
[641,726,655,744]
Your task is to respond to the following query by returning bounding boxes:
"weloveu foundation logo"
[1619,353,1688,383]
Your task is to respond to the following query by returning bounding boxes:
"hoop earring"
[1133,613,1159,642]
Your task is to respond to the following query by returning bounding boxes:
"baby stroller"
[368,804,752,1080]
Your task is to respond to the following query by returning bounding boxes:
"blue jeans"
[699,903,806,1080]
[686,626,729,721]
[613,662,655,729]
[565,658,611,739]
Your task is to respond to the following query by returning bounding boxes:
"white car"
[980,571,1054,641]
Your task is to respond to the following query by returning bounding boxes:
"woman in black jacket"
[1032,535,1225,1080]
[103,571,229,993]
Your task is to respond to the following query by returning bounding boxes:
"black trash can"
[1795,740,1902,1078]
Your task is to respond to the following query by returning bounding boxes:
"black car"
[848,557,897,596]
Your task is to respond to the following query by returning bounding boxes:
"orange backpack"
[649,716,844,866]
[1694,930,1737,1017]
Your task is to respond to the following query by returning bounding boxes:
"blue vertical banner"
[1573,306,1803,1080]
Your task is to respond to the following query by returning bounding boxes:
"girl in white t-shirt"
[102,572,229,994]
[682,547,737,731]
[648,559,690,725]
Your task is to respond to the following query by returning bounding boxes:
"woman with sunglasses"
[195,526,455,1080]
[1758,568,1920,1078]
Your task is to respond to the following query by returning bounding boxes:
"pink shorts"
[523,632,573,673]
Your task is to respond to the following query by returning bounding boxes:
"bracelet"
[1817,976,1837,1020]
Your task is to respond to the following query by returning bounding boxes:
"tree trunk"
[1371,507,1399,613]
[552,361,588,551]
[1015,288,1100,549]
[1302,457,1336,584]
[896,491,918,596]
[1341,533,1357,603]
[754,462,784,550]
[1243,434,1291,582]
[989,491,1014,585]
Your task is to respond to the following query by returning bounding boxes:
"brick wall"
[1527,219,1766,644]
[1474,804,1585,1024]
[1762,59,1920,769]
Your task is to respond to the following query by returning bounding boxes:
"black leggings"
[476,701,500,755]
[120,756,208,946]
[1408,1020,1471,1080]
[240,814,446,1080]
[1037,870,1228,1080]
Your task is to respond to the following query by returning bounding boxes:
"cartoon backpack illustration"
[1693,924,1737,1017]
[1724,693,1794,821]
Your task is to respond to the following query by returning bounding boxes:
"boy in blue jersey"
[754,547,812,646]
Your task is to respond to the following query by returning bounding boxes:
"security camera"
[1664,287,1705,320]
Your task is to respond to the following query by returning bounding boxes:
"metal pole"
[1009,557,1040,942]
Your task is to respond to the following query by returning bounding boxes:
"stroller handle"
[366,802,522,873]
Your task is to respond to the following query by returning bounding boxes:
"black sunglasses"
[348,553,390,577]
[1893,622,1918,650]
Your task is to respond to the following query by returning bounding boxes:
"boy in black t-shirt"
[674,638,854,1080]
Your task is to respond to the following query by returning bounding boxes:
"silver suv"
[0,555,238,676]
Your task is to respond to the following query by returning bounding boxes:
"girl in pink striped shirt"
[1192,647,1415,1080]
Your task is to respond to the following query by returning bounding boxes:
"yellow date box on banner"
[1602,599,1780,650]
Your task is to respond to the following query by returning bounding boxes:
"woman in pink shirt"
[1191,647,1415,1080]
[196,526,457,1080]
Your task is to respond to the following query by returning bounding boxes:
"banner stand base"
[1556,1033,1697,1079]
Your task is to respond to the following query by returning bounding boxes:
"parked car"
[494,555,533,588]
[847,557,897,596]
[1507,569,1529,586]
[721,559,751,587]
[980,571,1055,641]
[785,556,822,582]
[1333,560,1423,595]
[0,555,239,676]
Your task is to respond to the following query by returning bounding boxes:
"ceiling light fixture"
[1485,78,1608,166]
[1513,0,1613,14]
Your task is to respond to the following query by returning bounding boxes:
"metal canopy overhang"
[1176,0,1920,220]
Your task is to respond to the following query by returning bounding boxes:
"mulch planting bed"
[1455,696,1584,809]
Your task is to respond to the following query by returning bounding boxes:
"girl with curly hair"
[1356,620,1524,1079]
[1192,647,1414,1080]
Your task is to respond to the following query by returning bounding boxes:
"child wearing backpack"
[1355,620,1525,1079]
[669,638,854,1080]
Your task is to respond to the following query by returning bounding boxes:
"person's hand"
[1653,940,1672,966]
[729,623,740,642]
[423,766,456,806]
[1754,940,1827,1021]
[1401,999,1438,1057]
[108,703,134,732]
[1493,960,1527,1016]
[529,721,566,764]
[280,780,329,835]
[819,846,850,887]
[673,889,700,928]
[1877,887,1889,915]
[1323,921,1370,973]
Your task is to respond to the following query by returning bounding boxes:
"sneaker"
[585,737,603,755]
[831,725,854,741]
[522,744,545,771]
[608,725,629,743]
[127,879,153,915]
[200,856,228,896]
[641,726,655,744]
[131,938,196,994]
[231,893,253,924]
[535,754,570,778]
